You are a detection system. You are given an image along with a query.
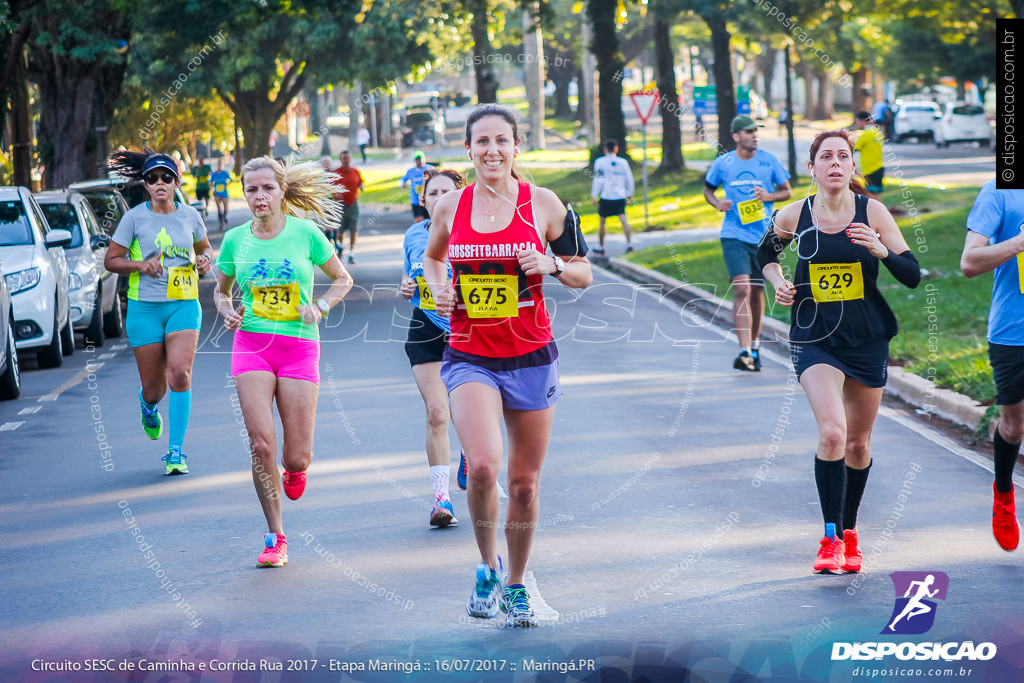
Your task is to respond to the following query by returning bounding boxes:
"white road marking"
[879,406,1024,489]
[522,571,560,624]
[37,362,105,403]
[110,344,127,350]
[0,421,25,431]
[18,406,41,415]
[99,353,115,359]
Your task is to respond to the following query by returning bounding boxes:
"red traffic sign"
[630,91,660,124]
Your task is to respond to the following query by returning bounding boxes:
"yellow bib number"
[460,274,518,318]
[809,263,864,303]
[215,183,227,193]
[737,198,766,225]
[415,276,436,311]
[252,283,301,321]
[1018,253,1024,294]
[166,266,198,300]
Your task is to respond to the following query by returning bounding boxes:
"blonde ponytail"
[241,156,344,227]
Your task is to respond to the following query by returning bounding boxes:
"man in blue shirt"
[704,115,791,371]
[400,152,434,220]
[962,179,1024,552]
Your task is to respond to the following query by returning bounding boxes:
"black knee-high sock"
[994,428,1020,494]
[843,460,872,531]
[814,457,846,535]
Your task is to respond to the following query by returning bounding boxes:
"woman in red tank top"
[424,105,592,627]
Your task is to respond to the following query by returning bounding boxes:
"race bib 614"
[166,266,198,300]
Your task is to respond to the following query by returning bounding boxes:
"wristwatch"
[316,298,330,319]
[551,256,565,278]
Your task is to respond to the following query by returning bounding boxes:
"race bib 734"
[251,283,301,321]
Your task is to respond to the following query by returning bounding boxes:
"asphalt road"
[1,206,1022,682]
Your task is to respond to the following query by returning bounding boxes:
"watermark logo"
[881,571,948,635]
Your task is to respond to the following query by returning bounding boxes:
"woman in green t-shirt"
[214,157,353,568]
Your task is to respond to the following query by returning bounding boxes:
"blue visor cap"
[142,155,179,178]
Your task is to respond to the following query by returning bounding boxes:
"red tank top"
[447,182,552,357]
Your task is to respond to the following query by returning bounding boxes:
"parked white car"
[35,191,122,346]
[0,255,20,399]
[935,102,992,148]
[0,186,75,367]
[893,102,941,142]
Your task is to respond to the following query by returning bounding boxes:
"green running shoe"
[500,584,537,628]
[139,389,162,440]
[162,446,189,475]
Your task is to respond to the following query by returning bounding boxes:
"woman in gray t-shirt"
[104,151,213,476]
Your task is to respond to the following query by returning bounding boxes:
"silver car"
[35,191,123,346]
[0,254,20,399]
[0,186,74,368]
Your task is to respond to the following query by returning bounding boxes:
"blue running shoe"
[466,556,504,618]
[457,449,468,491]
[161,446,189,475]
[429,499,457,527]
[140,389,162,440]
[500,584,538,627]
[751,348,762,372]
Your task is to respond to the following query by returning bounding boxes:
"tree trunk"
[760,44,776,110]
[654,16,684,173]
[547,57,575,119]
[705,13,735,153]
[802,62,816,120]
[468,0,498,104]
[587,0,628,159]
[818,73,834,119]
[36,62,99,188]
[784,44,797,181]
[10,50,32,188]
[850,66,869,117]
[223,69,307,162]
[522,7,545,150]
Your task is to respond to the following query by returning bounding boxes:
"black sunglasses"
[144,172,177,185]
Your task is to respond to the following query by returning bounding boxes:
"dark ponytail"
[107,148,156,181]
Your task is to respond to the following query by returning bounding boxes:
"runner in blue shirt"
[704,115,791,372]
[399,151,434,220]
[399,169,467,527]
[210,160,233,230]
[962,179,1024,552]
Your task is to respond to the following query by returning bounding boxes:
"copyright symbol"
[1003,168,1015,182]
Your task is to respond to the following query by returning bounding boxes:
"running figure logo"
[881,571,949,635]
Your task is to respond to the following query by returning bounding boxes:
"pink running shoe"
[283,470,307,500]
[257,533,288,567]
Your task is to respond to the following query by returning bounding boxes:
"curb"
[604,257,987,432]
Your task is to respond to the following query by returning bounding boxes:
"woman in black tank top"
[757,130,921,575]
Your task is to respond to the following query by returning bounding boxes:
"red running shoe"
[283,470,307,500]
[992,483,1020,551]
[813,534,846,574]
[257,533,288,567]
[842,528,863,573]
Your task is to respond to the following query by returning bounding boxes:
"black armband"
[882,249,921,289]
[704,180,719,192]
[756,221,793,272]
[550,203,589,257]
